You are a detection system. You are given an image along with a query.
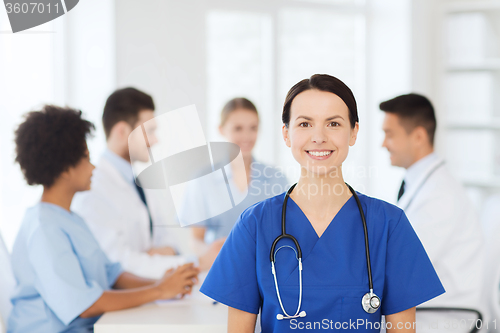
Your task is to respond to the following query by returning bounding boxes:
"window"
[0,16,61,249]
[206,3,366,185]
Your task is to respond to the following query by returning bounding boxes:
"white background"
[0,0,492,251]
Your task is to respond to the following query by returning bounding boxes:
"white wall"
[0,17,56,250]
[64,0,116,162]
[0,0,414,250]
[115,1,207,122]
[360,0,412,201]
[114,0,413,208]
[410,0,445,153]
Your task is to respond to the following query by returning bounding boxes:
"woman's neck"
[290,166,351,210]
[244,154,252,171]
[229,154,253,192]
[41,183,76,212]
[231,154,253,176]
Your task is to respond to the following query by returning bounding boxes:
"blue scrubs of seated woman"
[8,106,199,333]
[200,75,445,332]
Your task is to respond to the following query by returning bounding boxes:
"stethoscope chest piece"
[362,291,381,314]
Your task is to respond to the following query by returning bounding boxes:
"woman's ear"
[282,125,291,148]
[58,166,73,184]
[349,122,359,146]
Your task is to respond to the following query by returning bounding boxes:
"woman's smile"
[305,149,334,160]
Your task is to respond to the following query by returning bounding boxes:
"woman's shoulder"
[26,203,81,239]
[235,191,286,234]
[357,192,402,213]
[240,191,285,218]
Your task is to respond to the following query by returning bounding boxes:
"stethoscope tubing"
[271,182,379,318]
[270,183,300,262]
[402,161,446,211]
[346,183,374,291]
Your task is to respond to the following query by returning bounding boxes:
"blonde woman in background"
[190,98,289,246]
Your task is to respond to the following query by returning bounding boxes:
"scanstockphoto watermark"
[252,161,380,182]
[289,318,416,330]
[289,318,495,331]
[249,179,361,198]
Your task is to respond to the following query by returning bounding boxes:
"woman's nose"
[311,127,327,144]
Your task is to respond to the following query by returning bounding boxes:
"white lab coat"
[72,156,187,279]
[397,156,485,315]
[480,195,500,331]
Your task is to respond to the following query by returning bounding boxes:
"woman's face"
[219,109,259,158]
[282,89,358,177]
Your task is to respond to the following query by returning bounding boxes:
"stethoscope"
[270,183,381,321]
[401,161,446,210]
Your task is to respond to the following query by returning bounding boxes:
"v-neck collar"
[284,193,357,262]
[288,194,355,238]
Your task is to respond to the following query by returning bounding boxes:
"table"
[94,281,228,333]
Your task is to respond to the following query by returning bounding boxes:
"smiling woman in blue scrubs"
[200,74,445,332]
[8,105,198,333]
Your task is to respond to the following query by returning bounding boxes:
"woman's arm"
[80,285,162,318]
[112,272,157,289]
[228,307,257,333]
[81,263,198,318]
[192,226,206,242]
[386,307,416,333]
[227,306,257,333]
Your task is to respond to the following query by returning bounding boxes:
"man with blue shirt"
[73,88,222,279]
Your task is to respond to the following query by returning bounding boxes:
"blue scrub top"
[200,191,445,332]
[8,202,123,333]
[189,160,289,242]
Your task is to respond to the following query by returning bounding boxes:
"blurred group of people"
[1,81,491,332]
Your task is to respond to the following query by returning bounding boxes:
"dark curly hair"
[14,105,95,187]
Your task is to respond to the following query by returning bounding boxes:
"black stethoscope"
[270,183,380,321]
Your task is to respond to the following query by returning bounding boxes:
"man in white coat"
[380,93,485,326]
[73,87,222,279]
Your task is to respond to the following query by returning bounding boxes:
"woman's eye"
[329,122,340,127]
[299,122,310,127]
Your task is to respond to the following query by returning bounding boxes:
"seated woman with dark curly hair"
[7,105,199,333]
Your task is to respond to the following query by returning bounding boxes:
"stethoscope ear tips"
[299,311,307,317]
[276,314,284,320]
